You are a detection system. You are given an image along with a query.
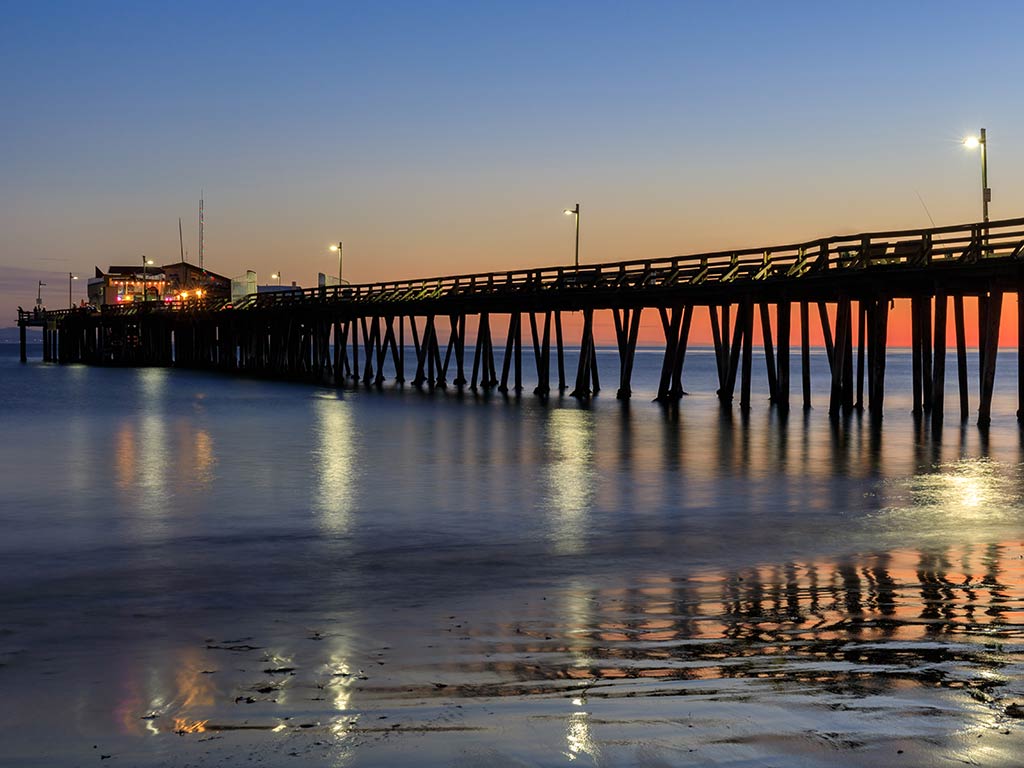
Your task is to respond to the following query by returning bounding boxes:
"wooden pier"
[20,216,1024,426]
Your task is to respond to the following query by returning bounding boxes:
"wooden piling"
[529,310,552,396]
[723,303,745,403]
[817,302,835,371]
[571,308,596,398]
[869,298,889,416]
[855,303,865,410]
[921,297,933,412]
[978,289,1002,427]
[615,307,642,400]
[933,292,947,423]
[555,311,566,391]
[740,300,754,410]
[800,301,811,410]
[911,297,923,416]
[656,307,682,402]
[777,301,790,412]
[954,295,969,421]
[828,299,849,417]
[1018,289,1024,422]
[709,305,725,392]
[670,305,692,399]
[759,303,779,404]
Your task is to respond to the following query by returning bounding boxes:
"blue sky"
[2,1,1022,317]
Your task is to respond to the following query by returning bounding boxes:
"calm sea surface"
[1,342,1023,766]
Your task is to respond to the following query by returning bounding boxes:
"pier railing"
[35,216,1022,321]
[229,216,1024,310]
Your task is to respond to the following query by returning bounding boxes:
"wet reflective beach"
[1,346,1023,766]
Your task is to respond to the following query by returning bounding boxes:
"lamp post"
[329,242,343,284]
[563,203,580,269]
[271,272,282,286]
[963,128,990,222]
[68,272,78,308]
[141,256,154,302]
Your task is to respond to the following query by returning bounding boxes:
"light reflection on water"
[314,395,357,535]
[2,348,1024,763]
[544,410,596,555]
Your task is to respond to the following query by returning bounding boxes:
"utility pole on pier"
[329,241,343,284]
[963,128,990,222]
[563,203,580,269]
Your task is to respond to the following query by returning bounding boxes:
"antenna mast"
[179,217,185,261]
[199,192,204,271]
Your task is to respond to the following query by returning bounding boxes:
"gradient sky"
[3,1,1024,344]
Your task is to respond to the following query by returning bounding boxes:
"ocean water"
[1,342,1023,767]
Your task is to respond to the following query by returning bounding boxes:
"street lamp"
[271,271,282,286]
[69,273,78,308]
[329,242,343,284]
[141,256,154,302]
[963,128,990,222]
[563,203,580,269]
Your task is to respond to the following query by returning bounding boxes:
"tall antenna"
[199,191,204,271]
[179,217,185,261]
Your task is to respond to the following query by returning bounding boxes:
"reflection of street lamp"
[329,242,344,284]
[963,128,990,222]
[141,256,154,302]
[68,272,78,308]
[271,271,282,286]
[563,203,580,269]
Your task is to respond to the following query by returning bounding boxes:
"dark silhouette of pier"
[20,216,1024,425]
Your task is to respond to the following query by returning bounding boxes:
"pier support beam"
[740,299,754,410]
[777,301,791,412]
[499,313,522,394]
[855,303,866,410]
[530,311,552,396]
[655,306,682,402]
[954,296,969,421]
[1018,288,1024,423]
[801,301,811,410]
[978,288,1003,427]
[759,303,779,405]
[571,308,597,399]
[932,292,947,424]
[614,307,642,400]
[911,297,923,416]
[867,297,889,417]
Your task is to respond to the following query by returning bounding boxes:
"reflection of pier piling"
[19,217,1024,425]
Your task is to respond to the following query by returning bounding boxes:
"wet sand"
[3,543,1023,766]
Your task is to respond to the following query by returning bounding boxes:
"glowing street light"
[141,256,154,302]
[963,128,990,222]
[563,203,580,269]
[271,271,282,286]
[68,272,78,308]
[329,242,344,284]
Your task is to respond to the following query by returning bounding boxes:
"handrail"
[236,216,1023,309]
[23,216,1024,322]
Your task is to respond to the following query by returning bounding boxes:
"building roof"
[160,261,230,282]
[94,262,229,281]
[98,265,166,278]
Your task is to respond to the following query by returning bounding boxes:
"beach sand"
[3,545,1023,767]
